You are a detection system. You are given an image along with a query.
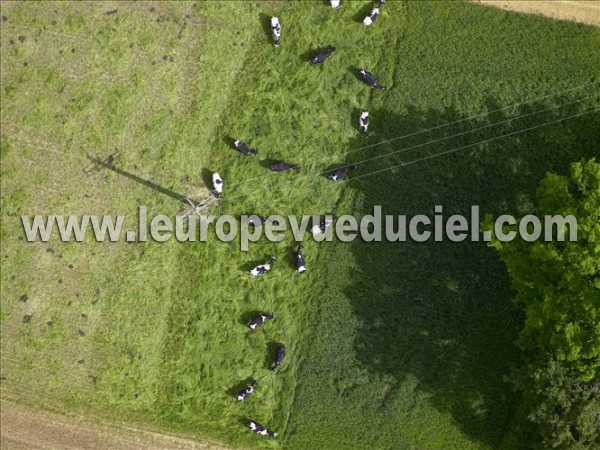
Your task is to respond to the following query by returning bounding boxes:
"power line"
[241,107,599,204]
[225,80,600,192]
[225,96,598,204]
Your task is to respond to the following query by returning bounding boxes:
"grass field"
[1,1,599,449]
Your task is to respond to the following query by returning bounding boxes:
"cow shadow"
[259,159,280,170]
[258,13,273,44]
[239,310,270,327]
[200,168,214,191]
[347,65,371,88]
[265,341,280,370]
[284,243,304,271]
[300,46,336,64]
[322,162,360,180]
[222,135,237,150]
[238,261,259,273]
[226,377,256,399]
[350,107,362,131]
[259,159,301,171]
[224,136,260,157]
[238,256,274,274]
[237,416,251,427]
[352,2,374,23]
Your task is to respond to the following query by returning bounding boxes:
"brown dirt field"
[472,1,600,27]
[0,401,230,450]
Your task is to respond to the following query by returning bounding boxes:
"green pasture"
[1,1,599,448]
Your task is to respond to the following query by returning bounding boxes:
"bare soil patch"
[0,401,229,450]
[472,1,600,27]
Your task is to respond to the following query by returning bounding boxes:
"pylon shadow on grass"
[85,154,187,203]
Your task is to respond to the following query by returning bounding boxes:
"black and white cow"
[247,215,268,228]
[295,244,307,274]
[212,172,223,196]
[358,68,386,91]
[270,162,301,172]
[269,344,286,371]
[311,215,338,236]
[248,421,278,437]
[271,17,281,47]
[363,7,380,26]
[359,110,371,138]
[234,140,258,156]
[237,380,258,401]
[328,164,358,182]
[330,0,342,9]
[248,313,274,330]
[249,257,275,277]
[310,47,336,65]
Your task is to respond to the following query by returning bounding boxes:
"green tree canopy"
[490,159,600,448]
[512,355,599,449]
[491,159,600,381]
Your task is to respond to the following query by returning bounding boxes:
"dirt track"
[473,0,600,27]
[0,401,228,450]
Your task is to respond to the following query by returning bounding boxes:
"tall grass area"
[1,1,599,449]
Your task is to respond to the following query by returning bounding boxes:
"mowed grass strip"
[1,1,286,446]
[1,1,600,449]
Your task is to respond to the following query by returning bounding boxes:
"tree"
[489,159,600,448]
[490,159,600,381]
[512,356,599,449]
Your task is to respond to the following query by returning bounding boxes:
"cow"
[359,110,372,138]
[248,313,274,330]
[249,257,275,277]
[358,68,386,90]
[310,47,336,65]
[269,162,301,172]
[363,7,380,26]
[269,344,286,371]
[328,164,358,182]
[237,380,258,401]
[311,216,338,236]
[330,0,342,9]
[212,172,223,196]
[271,17,281,47]
[234,140,258,156]
[295,244,307,273]
[248,421,278,437]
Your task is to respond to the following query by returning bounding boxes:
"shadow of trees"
[340,98,600,445]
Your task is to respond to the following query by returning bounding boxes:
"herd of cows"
[209,0,388,438]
